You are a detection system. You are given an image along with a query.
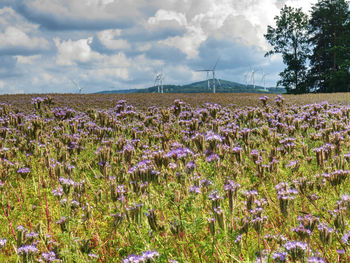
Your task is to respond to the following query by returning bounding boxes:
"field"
[2,92,350,111]
[1,93,350,262]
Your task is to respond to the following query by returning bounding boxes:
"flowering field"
[1,95,350,262]
[3,92,350,112]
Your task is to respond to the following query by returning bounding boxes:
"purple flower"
[141,250,159,260]
[0,238,7,248]
[224,180,240,192]
[189,185,201,194]
[342,231,350,245]
[56,216,67,224]
[208,190,222,201]
[205,131,222,143]
[123,250,159,263]
[272,251,287,262]
[283,241,307,261]
[41,251,59,262]
[17,245,39,255]
[88,253,98,259]
[25,231,39,239]
[206,153,220,162]
[259,96,269,102]
[186,161,196,173]
[234,234,242,244]
[200,179,213,187]
[52,188,63,197]
[169,162,177,169]
[307,257,325,263]
[16,225,28,232]
[292,225,312,239]
[59,177,75,186]
[17,167,30,174]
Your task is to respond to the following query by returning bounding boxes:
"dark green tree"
[264,6,310,94]
[308,0,350,92]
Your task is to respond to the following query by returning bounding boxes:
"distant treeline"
[265,0,350,94]
[96,80,286,94]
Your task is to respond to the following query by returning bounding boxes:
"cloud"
[15,0,146,30]
[142,43,186,63]
[160,25,207,58]
[0,7,49,55]
[15,54,41,64]
[148,9,206,58]
[148,9,187,27]
[147,0,317,58]
[0,26,48,50]
[97,29,130,50]
[94,68,129,80]
[108,52,131,67]
[54,37,104,65]
[0,55,20,78]
[0,0,319,94]
[0,79,25,94]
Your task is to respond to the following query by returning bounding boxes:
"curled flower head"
[0,239,6,248]
[272,251,287,262]
[307,257,325,263]
[17,245,39,255]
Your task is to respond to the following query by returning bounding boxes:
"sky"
[0,0,318,94]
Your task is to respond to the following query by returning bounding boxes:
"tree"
[308,0,350,92]
[265,6,310,94]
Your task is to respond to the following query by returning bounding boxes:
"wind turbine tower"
[261,73,268,91]
[154,72,164,93]
[243,72,250,88]
[250,68,256,89]
[196,69,211,91]
[211,59,219,93]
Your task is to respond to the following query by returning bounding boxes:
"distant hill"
[95,79,286,94]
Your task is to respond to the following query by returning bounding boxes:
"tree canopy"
[265,0,350,93]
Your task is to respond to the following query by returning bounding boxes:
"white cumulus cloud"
[54,37,103,65]
[97,29,130,50]
[148,10,187,26]
[15,55,42,64]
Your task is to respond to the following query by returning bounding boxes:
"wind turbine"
[154,71,164,93]
[261,73,269,91]
[248,66,263,89]
[196,58,221,93]
[211,58,220,93]
[243,72,250,88]
[250,67,256,89]
[196,69,211,91]
[70,79,83,94]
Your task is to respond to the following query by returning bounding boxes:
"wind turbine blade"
[212,57,220,70]
[70,79,78,87]
[217,78,221,87]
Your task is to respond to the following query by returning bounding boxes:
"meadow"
[1,93,350,262]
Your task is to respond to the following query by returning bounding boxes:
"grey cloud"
[143,43,186,64]
[122,25,186,43]
[0,47,44,56]
[90,37,115,55]
[0,55,20,78]
[190,37,265,70]
[14,0,150,31]
[16,4,131,31]
[186,37,283,87]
